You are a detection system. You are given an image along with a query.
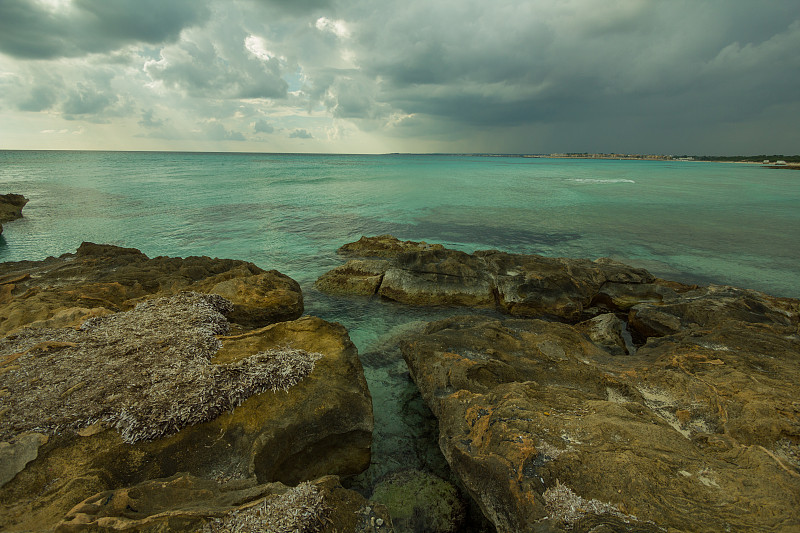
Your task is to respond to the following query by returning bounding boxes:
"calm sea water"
[1,150,798,491]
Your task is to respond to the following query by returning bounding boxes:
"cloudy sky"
[0,0,798,154]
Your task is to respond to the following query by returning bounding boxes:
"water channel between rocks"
[305,287,504,529]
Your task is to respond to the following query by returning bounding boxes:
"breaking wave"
[568,178,636,184]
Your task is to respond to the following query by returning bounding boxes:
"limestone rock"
[55,473,393,533]
[339,234,445,258]
[0,242,303,335]
[577,313,631,355]
[317,236,655,320]
[592,281,678,310]
[477,251,653,320]
[0,433,48,488]
[0,193,28,223]
[0,294,372,531]
[315,259,390,296]
[401,314,800,532]
[379,249,494,308]
[204,269,304,327]
[627,284,799,340]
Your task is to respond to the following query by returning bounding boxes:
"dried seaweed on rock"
[542,479,634,529]
[0,292,322,443]
[203,481,329,533]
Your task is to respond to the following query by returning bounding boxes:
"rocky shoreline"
[0,235,798,532]
[0,243,381,532]
[317,235,800,532]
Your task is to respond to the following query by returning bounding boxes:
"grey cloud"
[61,83,117,115]
[144,36,288,100]
[17,80,62,112]
[247,0,331,16]
[138,109,166,129]
[253,119,275,133]
[1,0,797,154]
[289,128,312,139]
[0,0,209,59]
[311,0,800,150]
[206,122,246,141]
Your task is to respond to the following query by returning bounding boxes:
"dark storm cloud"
[143,28,288,99]
[315,0,800,150]
[0,0,209,59]
[1,0,798,153]
[249,0,331,16]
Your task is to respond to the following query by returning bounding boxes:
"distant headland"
[409,152,800,166]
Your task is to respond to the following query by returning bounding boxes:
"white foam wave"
[569,178,636,184]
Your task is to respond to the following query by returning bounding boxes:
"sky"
[0,0,798,154]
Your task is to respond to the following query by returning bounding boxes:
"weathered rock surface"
[338,234,445,258]
[316,236,654,320]
[55,473,393,533]
[0,193,28,223]
[322,238,800,531]
[401,305,800,531]
[0,242,303,335]
[0,247,373,532]
[316,259,390,296]
[0,193,28,235]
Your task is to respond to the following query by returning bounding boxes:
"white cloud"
[315,17,350,39]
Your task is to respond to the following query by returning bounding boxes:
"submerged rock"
[370,469,465,533]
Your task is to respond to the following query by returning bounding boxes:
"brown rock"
[315,259,390,296]
[339,234,444,258]
[55,473,393,533]
[0,242,303,334]
[628,284,799,340]
[318,236,655,320]
[378,249,494,308]
[577,313,631,355]
[203,269,303,327]
[0,294,372,531]
[478,251,654,320]
[592,281,678,310]
[401,314,800,532]
[0,194,28,223]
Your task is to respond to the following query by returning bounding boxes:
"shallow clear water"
[2,150,799,493]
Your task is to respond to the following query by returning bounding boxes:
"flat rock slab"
[0,242,304,335]
[316,235,654,320]
[55,473,392,533]
[401,314,800,532]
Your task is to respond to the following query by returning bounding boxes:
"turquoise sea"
[1,150,799,493]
